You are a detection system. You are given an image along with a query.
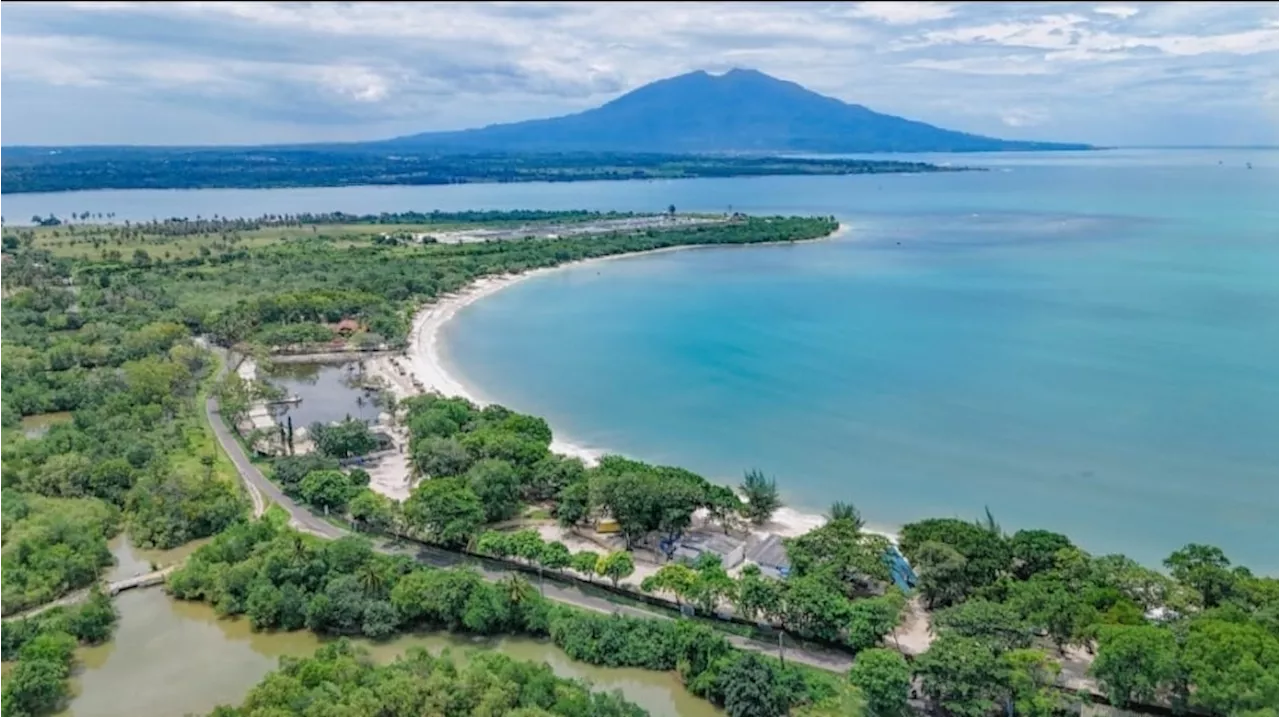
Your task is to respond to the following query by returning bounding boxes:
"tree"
[1003,649,1068,717]
[717,653,793,717]
[309,418,378,459]
[298,469,355,512]
[849,648,911,717]
[932,599,1032,653]
[2,657,70,717]
[403,478,485,548]
[846,592,906,653]
[555,480,591,528]
[1008,529,1073,580]
[913,541,970,609]
[538,541,572,574]
[596,551,635,588]
[688,555,736,615]
[777,575,853,642]
[508,529,546,566]
[1089,624,1179,706]
[827,501,864,530]
[703,484,743,534]
[570,550,600,582]
[476,530,516,560]
[465,458,522,522]
[642,563,699,606]
[784,518,892,596]
[899,518,1009,594]
[1006,578,1099,653]
[739,469,781,526]
[1164,543,1236,608]
[1179,616,1279,716]
[411,435,473,478]
[734,564,784,623]
[914,634,1007,717]
[347,489,393,533]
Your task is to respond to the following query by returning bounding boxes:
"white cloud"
[1094,5,1140,20]
[1000,108,1049,127]
[846,2,955,25]
[1,1,1276,146]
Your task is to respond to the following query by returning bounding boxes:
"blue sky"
[2,1,1276,147]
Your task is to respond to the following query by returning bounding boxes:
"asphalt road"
[203,352,853,672]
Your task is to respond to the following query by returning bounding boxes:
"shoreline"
[372,222,899,541]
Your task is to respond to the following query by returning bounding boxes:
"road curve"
[203,348,853,673]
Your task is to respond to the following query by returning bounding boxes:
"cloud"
[1,1,1276,146]
[1094,5,1140,20]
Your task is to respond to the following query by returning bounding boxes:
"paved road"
[203,352,853,672]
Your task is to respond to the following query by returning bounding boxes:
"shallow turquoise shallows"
[8,148,1277,571]
[440,149,1279,572]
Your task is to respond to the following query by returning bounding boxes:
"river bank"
[56,539,719,717]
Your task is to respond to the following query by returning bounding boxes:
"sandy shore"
[370,223,902,541]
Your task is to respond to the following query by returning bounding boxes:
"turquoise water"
[7,149,1276,570]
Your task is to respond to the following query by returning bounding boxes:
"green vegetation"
[0,148,958,194]
[1,226,248,609]
[1,491,117,615]
[1,590,119,717]
[900,516,1278,716]
[206,640,647,717]
[169,517,851,716]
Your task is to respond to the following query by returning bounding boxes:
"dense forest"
[0,259,246,614]
[0,149,960,193]
[205,640,649,717]
[169,514,856,717]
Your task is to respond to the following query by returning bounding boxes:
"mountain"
[381,68,1089,154]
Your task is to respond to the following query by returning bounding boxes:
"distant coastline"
[0,149,973,195]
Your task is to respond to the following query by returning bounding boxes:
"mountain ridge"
[378,68,1090,154]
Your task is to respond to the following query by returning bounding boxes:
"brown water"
[18,411,74,439]
[60,540,719,717]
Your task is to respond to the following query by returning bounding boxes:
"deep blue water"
[6,149,1276,570]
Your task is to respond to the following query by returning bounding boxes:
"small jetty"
[266,395,303,406]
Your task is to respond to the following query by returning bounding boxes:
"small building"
[744,533,791,579]
[335,318,361,336]
[666,531,746,569]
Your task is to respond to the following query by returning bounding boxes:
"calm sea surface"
[7,149,1276,570]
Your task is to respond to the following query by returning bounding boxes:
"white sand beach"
[367,223,899,542]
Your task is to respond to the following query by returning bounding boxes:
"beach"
[367,224,891,541]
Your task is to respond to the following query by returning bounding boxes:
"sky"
[2,1,1277,147]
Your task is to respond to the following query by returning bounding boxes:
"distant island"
[0,151,966,194]
[1,68,1088,194]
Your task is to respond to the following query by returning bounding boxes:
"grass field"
[2,214,705,262]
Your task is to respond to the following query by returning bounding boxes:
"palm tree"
[502,575,535,606]
[358,562,385,597]
[827,501,864,530]
[976,505,1002,536]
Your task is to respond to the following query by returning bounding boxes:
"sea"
[5,148,1276,572]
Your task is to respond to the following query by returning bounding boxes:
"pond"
[18,411,74,439]
[59,540,720,717]
[262,361,385,428]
